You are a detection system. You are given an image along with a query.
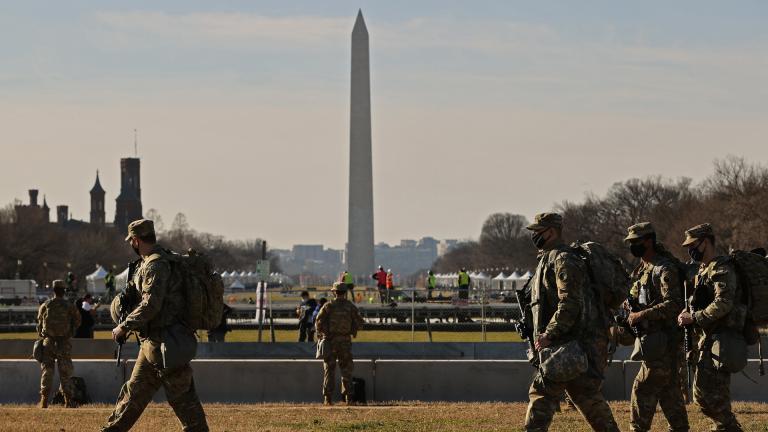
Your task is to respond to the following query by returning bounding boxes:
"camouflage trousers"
[630,357,689,432]
[40,337,74,399]
[322,337,354,397]
[524,337,620,432]
[693,350,743,432]
[101,341,208,432]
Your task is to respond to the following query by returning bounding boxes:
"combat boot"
[323,396,333,406]
[38,394,48,409]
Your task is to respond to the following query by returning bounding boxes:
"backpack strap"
[145,253,163,264]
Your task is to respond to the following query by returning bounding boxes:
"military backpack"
[730,250,768,328]
[165,249,225,331]
[570,241,630,312]
[41,298,74,337]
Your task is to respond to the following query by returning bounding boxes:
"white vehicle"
[0,279,38,305]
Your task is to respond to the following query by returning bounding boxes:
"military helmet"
[110,296,123,325]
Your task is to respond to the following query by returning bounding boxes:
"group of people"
[522,212,755,432]
[33,213,763,431]
[296,290,327,342]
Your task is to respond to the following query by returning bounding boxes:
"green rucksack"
[42,298,75,337]
[166,249,225,331]
[571,241,630,312]
[730,250,768,327]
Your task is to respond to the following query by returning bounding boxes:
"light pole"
[42,262,48,289]
[15,259,22,280]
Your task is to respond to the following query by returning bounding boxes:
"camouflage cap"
[526,212,563,231]
[51,279,66,289]
[331,282,347,292]
[624,222,655,242]
[682,223,714,247]
[125,219,155,241]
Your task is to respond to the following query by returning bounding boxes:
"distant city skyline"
[2,1,767,249]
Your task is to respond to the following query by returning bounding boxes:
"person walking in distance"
[372,266,387,304]
[385,270,395,304]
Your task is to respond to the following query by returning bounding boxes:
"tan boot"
[38,394,48,409]
[323,395,333,406]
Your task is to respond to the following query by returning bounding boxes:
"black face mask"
[630,243,646,258]
[688,244,705,262]
[531,230,548,249]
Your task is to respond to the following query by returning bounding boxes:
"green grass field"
[2,402,767,431]
[0,329,523,343]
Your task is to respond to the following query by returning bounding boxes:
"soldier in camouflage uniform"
[523,213,620,432]
[101,219,208,432]
[315,283,364,406]
[37,279,81,408]
[624,222,688,432]
[678,224,745,432]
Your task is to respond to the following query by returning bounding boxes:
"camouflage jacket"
[629,253,684,333]
[691,256,746,345]
[531,242,599,343]
[121,245,186,340]
[37,297,80,338]
[315,298,364,341]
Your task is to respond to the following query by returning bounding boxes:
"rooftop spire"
[90,170,105,194]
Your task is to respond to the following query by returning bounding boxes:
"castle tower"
[56,205,69,225]
[42,196,50,223]
[90,170,106,226]
[347,10,375,279]
[114,158,142,230]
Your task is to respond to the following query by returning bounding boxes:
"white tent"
[86,265,109,295]
[472,272,491,290]
[492,272,508,290]
[505,271,524,291]
[522,270,533,279]
[229,280,245,291]
[220,271,230,278]
[114,267,129,291]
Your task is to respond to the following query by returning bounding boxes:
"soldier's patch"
[557,270,569,282]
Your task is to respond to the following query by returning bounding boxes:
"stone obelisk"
[347,10,375,280]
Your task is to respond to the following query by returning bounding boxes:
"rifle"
[513,276,537,366]
[115,259,141,367]
[682,280,694,402]
[625,294,645,338]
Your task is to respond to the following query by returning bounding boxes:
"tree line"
[434,156,768,273]
[0,208,278,291]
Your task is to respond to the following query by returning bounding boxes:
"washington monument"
[347,10,375,279]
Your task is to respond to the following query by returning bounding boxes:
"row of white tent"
[87,266,292,295]
[433,270,533,291]
[220,271,291,289]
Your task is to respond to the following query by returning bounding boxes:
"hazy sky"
[2,1,767,249]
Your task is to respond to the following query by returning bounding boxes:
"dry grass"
[1,402,767,432]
